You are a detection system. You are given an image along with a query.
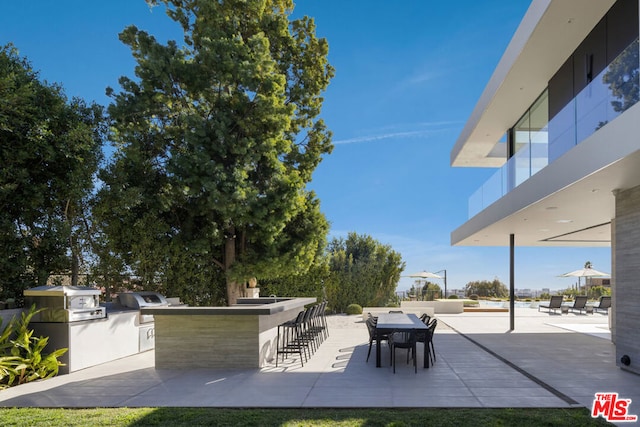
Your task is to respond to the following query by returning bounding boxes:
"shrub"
[345,304,363,315]
[447,295,459,299]
[0,306,67,389]
[469,294,479,301]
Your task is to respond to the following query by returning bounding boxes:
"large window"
[510,91,549,190]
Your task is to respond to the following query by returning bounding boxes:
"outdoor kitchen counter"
[142,297,316,369]
[30,308,148,374]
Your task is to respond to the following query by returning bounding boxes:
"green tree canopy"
[0,44,104,301]
[258,257,329,301]
[325,232,405,313]
[464,278,508,298]
[95,0,334,305]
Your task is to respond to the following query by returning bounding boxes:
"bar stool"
[275,310,307,367]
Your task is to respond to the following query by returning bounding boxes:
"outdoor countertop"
[140,297,316,316]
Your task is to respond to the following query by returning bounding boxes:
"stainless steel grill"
[117,291,169,323]
[24,285,106,322]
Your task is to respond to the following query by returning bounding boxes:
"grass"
[0,407,614,426]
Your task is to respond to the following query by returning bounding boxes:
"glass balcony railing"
[468,38,639,218]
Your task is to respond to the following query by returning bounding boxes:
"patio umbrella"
[560,267,609,294]
[406,271,444,299]
[407,271,443,279]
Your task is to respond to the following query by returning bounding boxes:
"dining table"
[375,312,429,368]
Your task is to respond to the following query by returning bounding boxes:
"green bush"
[0,306,67,389]
[469,294,479,300]
[345,304,363,315]
[447,295,458,299]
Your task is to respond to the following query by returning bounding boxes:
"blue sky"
[1,0,610,293]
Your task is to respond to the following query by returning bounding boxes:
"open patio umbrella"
[560,267,609,294]
[407,271,443,279]
[406,271,445,300]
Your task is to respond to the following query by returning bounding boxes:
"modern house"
[451,0,640,374]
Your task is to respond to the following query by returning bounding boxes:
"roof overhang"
[451,0,616,167]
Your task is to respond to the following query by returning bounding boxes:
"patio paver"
[0,308,636,412]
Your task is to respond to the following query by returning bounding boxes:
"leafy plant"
[325,233,405,313]
[0,306,67,389]
[345,304,363,315]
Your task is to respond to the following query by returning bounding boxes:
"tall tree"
[97,0,333,304]
[326,233,405,313]
[0,44,104,301]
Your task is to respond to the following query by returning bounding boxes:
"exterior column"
[613,186,640,374]
[610,217,616,344]
[510,233,515,331]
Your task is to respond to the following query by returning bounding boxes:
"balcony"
[468,38,639,219]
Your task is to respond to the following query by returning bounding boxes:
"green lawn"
[0,407,614,426]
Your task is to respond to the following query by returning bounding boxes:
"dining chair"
[365,315,389,362]
[426,318,437,364]
[413,318,437,368]
[389,329,417,373]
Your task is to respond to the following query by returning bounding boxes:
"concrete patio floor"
[0,308,638,413]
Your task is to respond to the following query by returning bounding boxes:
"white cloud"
[332,121,460,145]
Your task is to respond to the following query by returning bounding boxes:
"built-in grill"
[24,285,106,323]
[117,291,169,323]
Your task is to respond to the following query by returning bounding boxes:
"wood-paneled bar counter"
[141,297,316,369]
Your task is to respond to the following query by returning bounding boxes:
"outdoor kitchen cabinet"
[23,287,172,374]
[30,309,142,374]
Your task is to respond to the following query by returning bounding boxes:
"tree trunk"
[226,279,244,306]
[224,226,243,305]
[70,235,79,287]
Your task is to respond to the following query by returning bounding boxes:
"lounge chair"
[567,295,589,314]
[593,296,611,314]
[539,295,564,314]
